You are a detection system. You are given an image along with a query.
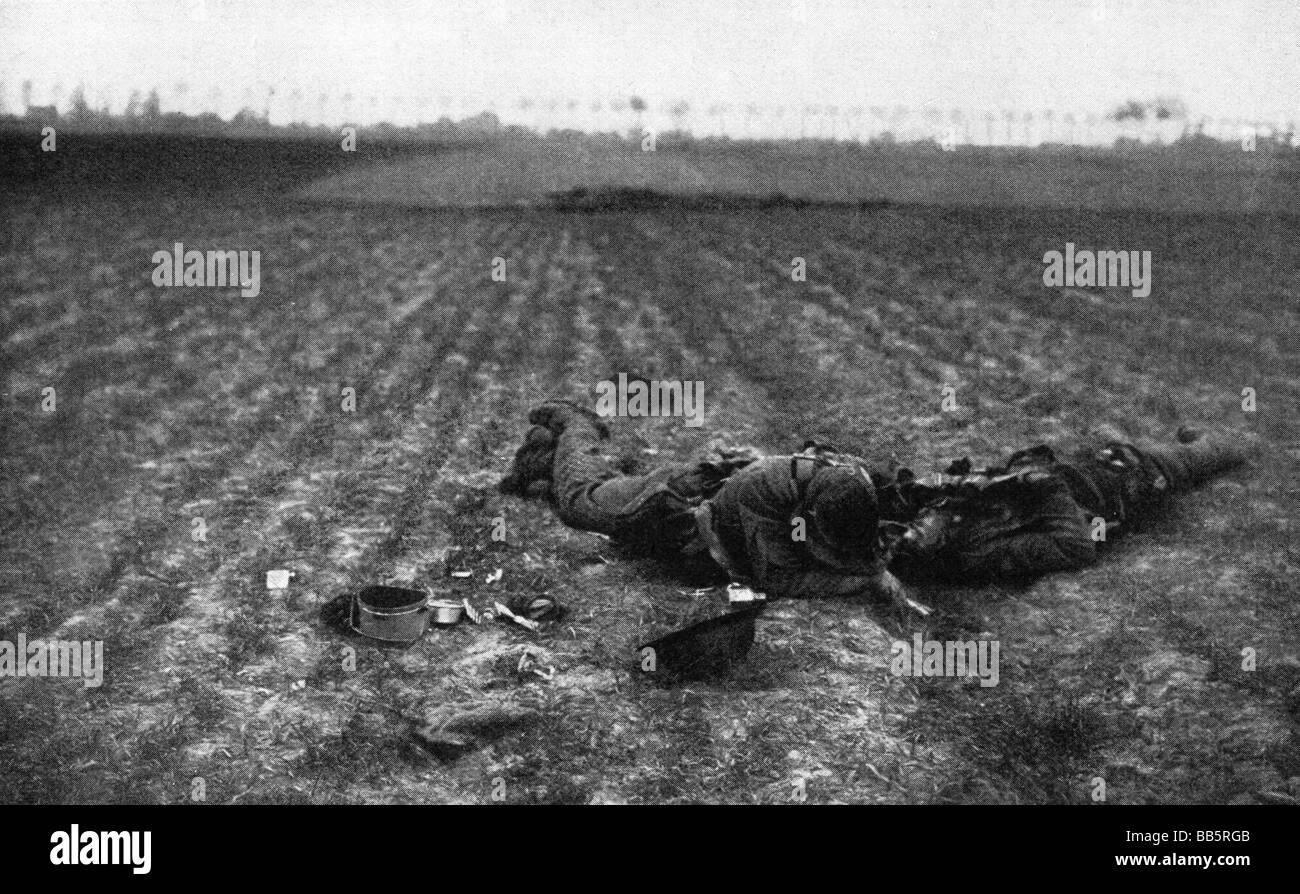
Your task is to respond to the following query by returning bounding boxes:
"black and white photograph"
[0,0,1295,867]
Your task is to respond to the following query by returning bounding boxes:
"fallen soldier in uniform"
[885,432,1248,583]
[499,400,1250,612]
[500,401,907,604]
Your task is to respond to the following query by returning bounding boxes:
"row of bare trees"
[2,80,1293,148]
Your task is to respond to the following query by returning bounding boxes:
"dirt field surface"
[2,142,1298,804]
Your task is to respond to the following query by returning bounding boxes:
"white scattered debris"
[517,648,555,681]
[266,570,295,590]
[726,583,765,604]
[462,599,482,624]
[494,602,538,631]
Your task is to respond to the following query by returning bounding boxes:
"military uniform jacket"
[695,455,894,600]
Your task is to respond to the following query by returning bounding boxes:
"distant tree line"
[1,81,1293,152]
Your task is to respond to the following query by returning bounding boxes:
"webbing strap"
[790,449,873,503]
[790,453,820,497]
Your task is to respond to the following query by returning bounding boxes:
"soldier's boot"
[498,425,558,497]
[1063,431,1252,531]
[1142,431,1252,493]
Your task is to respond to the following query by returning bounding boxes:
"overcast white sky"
[1,0,1296,126]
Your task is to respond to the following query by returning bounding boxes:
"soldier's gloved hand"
[874,571,931,616]
[901,510,947,557]
[876,521,910,559]
[875,570,906,603]
[944,457,974,476]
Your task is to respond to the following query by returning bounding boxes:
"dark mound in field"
[545,185,888,212]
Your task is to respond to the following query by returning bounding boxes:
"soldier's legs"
[894,431,1247,580]
[1048,433,1247,531]
[1145,435,1250,491]
[539,405,734,556]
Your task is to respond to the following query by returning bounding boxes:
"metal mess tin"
[349,585,431,643]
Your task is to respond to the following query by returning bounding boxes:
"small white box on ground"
[266,570,295,590]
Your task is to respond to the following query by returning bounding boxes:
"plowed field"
[3,145,1298,803]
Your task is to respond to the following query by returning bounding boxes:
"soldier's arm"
[761,565,896,601]
[741,512,900,601]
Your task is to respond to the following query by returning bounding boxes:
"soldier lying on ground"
[500,401,906,603]
[499,400,1250,611]
[885,434,1248,583]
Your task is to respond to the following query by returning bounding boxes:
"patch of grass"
[910,688,1110,803]
[622,696,722,804]
[0,688,103,803]
[241,786,320,805]
[290,710,419,798]
[0,582,78,642]
[138,582,188,627]
[282,511,332,554]
[1076,623,1152,697]
[108,714,192,804]
[482,692,621,804]
[1264,732,1300,779]
[307,650,353,689]
[63,601,158,694]
[175,677,226,726]
[222,600,280,669]
[718,716,792,795]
